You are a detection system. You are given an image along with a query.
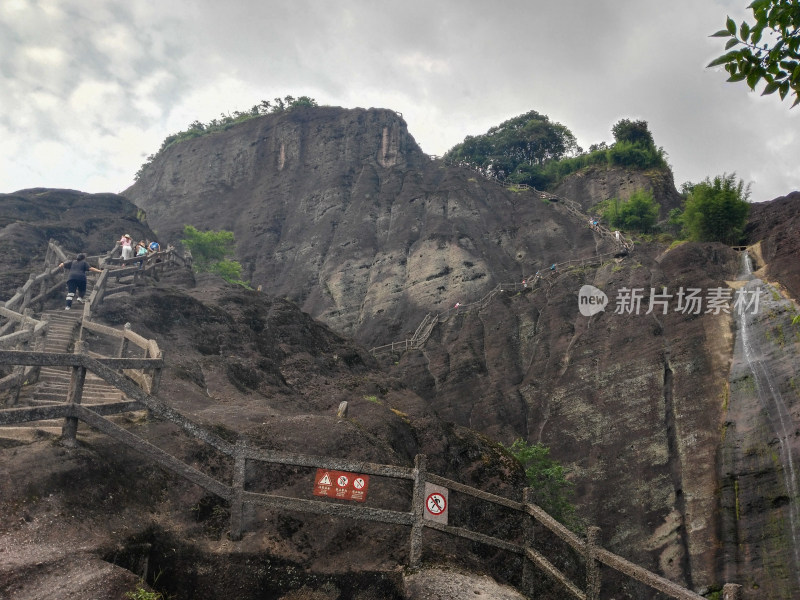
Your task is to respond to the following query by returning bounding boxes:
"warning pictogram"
[423,482,449,524]
[426,492,446,515]
[313,469,369,502]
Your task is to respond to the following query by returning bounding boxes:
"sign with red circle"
[313,469,369,502]
[426,492,447,515]
[423,482,449,524]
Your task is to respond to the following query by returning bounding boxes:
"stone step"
[35,382,117,391]
[42,343,73,351]
[38,370,73,379]
[34,384,121,395]
[43,328,78,339]
[39,372,117,381]
[32,392,122,402]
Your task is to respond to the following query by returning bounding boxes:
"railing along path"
[370,167,634,356]
[370,249,622,356]
[0,345,742,599]
[0,240,743,599]
[0,239,186,409]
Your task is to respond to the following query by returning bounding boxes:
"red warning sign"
[313,469,370,502]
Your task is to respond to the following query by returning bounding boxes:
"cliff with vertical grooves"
[120,106,800,598]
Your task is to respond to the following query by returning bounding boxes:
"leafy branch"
[708,0,800,107]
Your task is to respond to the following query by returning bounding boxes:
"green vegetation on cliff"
[444,112,668,189]
[507,438,578,529]
[674,173,751,244]
[597,188,660,234]
[135,96,318,181]
[181,225,248,287]
[443,110,578,183]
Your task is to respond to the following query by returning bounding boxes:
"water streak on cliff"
[734,251,800,589]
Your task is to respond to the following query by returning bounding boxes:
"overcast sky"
[1,0,797,202]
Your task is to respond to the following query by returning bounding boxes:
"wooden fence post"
[117,324,130,358]
[409,454,427,568]
[22,273,35,309]
[522,488,535,598]
[229,438,246,541]
[149,353,163,397]
[28,314,44,386]
[585,526,601,600]
[39,250,52,302]
[62,341,87,447]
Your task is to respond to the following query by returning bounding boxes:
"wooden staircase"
[17,309,124,407]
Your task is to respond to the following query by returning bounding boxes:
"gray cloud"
[0,0,797,201]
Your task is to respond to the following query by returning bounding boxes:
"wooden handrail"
[0,356,738,600]
[0,242,737,600]
[370,250,621,355]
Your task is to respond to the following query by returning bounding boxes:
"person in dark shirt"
[57,253,103,310]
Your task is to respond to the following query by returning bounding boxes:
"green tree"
[211,259,245,285]
[288,95,318,109]
[611,119,656,147]
[181,225,247,286]
[708,0,800,107]
[682,174,751,244]
[444,110,578,179]
[667,207,685,236]
[507,439,578,528]
[601,188,660,233]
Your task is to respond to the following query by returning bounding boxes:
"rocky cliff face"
[745,191,800,300]
[552,164,684,219]
[0,266,526,599]
[113,107,800,597]
[397,242,741,590]
[0,188,155,292]
[124,108,613,347]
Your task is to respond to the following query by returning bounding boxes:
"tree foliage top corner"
[708,0,800,107]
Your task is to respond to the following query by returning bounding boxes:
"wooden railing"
[0,240,74,400]
[0,308,48,404]
[91,246,191,318]
[0,240,186,402]
[0,354,742,599]
[2,240,69,319]
[81,321,163,395]
[370,251,621,356]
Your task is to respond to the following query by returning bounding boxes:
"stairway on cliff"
[3,291,127,445]
[29,309,123,406]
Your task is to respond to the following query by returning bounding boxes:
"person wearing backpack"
[135,240,148,269]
